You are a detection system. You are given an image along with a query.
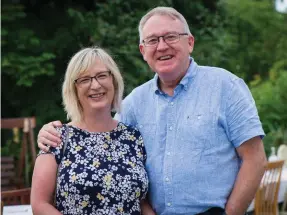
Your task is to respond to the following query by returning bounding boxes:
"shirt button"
[139,125,143,128]
[170,102,174,106]
[169,126,173,131]
[167,152,171,156]
[167,202,171,206]
[165,177,169,182]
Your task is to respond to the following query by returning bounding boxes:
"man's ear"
[139,44,147,61]
[187,34,195,54]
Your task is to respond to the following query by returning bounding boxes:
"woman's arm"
[141,199,156,215]
[31,154,62,215]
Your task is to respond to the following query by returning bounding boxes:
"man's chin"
[156,68,175,76]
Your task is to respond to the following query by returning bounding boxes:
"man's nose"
[157,37,169,50]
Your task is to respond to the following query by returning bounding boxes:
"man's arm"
[37,121,62,151]
[225,136,267,215]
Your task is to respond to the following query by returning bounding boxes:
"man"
[37,7,267,215]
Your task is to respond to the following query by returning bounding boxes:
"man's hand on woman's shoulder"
[37,121,63,151]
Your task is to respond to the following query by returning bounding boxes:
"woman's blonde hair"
[138,6,191,43]
[62,47,124,122]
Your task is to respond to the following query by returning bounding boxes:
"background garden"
[2,0,287,170]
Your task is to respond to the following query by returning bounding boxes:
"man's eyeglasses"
[142,32,188,47]
[74,71,112,88]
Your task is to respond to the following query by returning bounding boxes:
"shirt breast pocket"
[182,112,213,150]
[178,113,215,171]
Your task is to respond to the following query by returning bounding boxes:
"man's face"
[139,15,194,80]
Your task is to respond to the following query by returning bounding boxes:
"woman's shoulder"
[117,122,141,135]
[55,124,70,137]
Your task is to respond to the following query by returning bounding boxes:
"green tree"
[3,0,286,157]
[216,0,287,81]
[250,61,287,155]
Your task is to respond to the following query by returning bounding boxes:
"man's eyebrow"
[144,31,180,39]
[144,33,157,39]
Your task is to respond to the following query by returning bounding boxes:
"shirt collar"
[152,57,198,94]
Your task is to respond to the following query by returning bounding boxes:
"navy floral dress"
[39,122,149,215]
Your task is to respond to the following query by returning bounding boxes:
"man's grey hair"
[138,7,192,43]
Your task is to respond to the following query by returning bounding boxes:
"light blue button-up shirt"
[115,58,265,214]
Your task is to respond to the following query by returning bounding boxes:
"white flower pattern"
[39,122,148,215]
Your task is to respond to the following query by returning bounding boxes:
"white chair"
[255,160,284,215]
[278,144,287,167]
[280,189,287,215]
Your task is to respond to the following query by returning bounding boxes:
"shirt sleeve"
[37,125,68,165]
[225,78,265,148]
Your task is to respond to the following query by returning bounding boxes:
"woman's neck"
[72,110,118,133]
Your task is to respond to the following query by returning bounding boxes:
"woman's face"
[75,58,115,115]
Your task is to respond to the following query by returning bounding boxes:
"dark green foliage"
[251,61,287,155]
[2,0,287,157]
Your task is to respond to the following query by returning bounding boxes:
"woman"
[31,47,153,215]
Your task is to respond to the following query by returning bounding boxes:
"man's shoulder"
[133,78,154,93]
[121,78,154,110]
[125,79,154,100]
[197,65,241,84]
